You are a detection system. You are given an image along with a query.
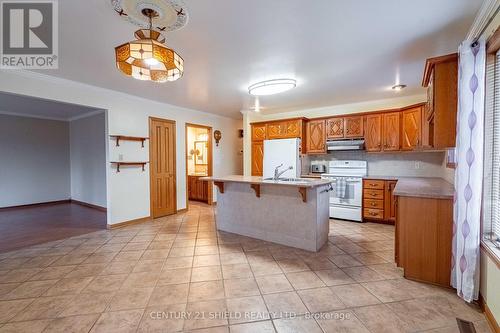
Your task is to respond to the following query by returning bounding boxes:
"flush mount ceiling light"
[392,84,407,91]
[112,0,187,83]
[248,79,297,96]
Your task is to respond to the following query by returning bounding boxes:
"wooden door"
[251,141,264,176]
[365,115,382,152]
[150,118,176,218]
[384,180,397,221]
[383,112,400,151]
[344,116,364,138]
[306,119,326,154]
[401,107,422,150]
[326,117,344,139]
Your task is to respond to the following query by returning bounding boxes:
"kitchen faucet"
[274,164,293,180]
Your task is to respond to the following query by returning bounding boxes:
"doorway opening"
[185,123,213,208]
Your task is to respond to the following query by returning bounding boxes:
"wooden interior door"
[251,141,264,176]
[150,118,176,218]
[365,115,382,151]
[383,112,400,151]
[306,119,326,154]
[401,107,422,150]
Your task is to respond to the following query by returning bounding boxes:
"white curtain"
[451,39,486,302]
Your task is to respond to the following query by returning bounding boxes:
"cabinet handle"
[370,183,377,186]
[370,193,376,196]
[370,212,377,216]
[371,203,376,206]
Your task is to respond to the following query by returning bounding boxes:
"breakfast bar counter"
[203,175,332,252]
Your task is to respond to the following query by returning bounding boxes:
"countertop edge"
[201,176,332,188]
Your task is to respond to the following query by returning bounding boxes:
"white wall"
[0,70,242,225]
[0,114,70,207]
[70,112,107,208]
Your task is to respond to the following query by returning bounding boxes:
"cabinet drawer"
[364,189,384,200]
[364,199,384,210]
[364,208,384,219]
[363,179,385,190]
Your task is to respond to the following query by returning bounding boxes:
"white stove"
[321,160,367,222]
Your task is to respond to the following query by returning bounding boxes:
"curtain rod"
[472,4,500,47]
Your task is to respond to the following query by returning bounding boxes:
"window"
[482,34,500,259]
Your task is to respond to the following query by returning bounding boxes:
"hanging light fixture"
[114,7,184,82]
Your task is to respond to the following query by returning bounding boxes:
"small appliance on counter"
[310,163,326,174]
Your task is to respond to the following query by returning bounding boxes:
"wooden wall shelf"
[111,162,148,172]
[110,135,149,147]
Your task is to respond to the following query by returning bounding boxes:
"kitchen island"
[203,175,333,252]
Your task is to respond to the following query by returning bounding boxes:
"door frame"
[185,123,213,209]
[149,117,177,218]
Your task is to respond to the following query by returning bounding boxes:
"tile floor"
[0,202,492,333]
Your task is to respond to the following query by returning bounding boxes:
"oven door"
[327,177,362,207]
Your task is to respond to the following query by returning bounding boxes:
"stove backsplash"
[303,150,451,180]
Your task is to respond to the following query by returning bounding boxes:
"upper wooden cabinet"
[266,119,303,140]
[326,117,344,139]
[344,116,364,138]
[251,141,264,176]
[306,119,327,154]
[365,114,382,152]
[401,106,422,150]
[422,53,458,149]
[251,123,266,141]
[382,112,400,151]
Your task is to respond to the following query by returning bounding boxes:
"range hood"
[327,139,365,151]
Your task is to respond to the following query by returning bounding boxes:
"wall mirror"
[194,141,208,165]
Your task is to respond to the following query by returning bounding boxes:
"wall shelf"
[110,161,148,172]
[110,135,149,147]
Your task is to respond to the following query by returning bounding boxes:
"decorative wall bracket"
[214,181,224,194]
[298,187,307,203]
[110,135,148,147]
[111,161,148,172]
[250,184,261,198]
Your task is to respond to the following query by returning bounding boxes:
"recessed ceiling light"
[392,84,407,91]
[248,79,296,96]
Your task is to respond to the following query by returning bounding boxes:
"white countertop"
[202,175,333,188]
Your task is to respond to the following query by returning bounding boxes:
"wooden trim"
[0,199,70,211]
[481,241,500,269]
[250,117,308,125]
[298,187,307,203]
[250,184,261,198]
[422,53,459,87]
[107,216,151,229]
[214,181,224,194]
[479,293,500,333]
[487,26,500,54]
[176,208,188,214]
[70,199,107,212]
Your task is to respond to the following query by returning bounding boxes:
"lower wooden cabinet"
[188,175,209,202]
[251,141,264,176]
[362,179,397,224]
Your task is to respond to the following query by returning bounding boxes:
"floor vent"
[456,318,477,333]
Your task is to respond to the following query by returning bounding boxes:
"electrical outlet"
[118,154,124,161]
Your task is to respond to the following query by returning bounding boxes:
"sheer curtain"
[451,39,486,302]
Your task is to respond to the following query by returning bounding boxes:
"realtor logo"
[1,0,58,69]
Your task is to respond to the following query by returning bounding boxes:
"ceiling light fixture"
[392,84,407,91]
[248,79,296,96]
[114,4,185,83]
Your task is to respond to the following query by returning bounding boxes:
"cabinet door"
[344,116,364,138]
[283,120,301,138]
[384,180,397,221]
[266,122,283,139]
[401,107,422,150]
[306,120,326,154]
[365,115,382,152]
[326,117,344,139]
[251,124,266,141]
[383,112,400,151]
[251,141,264,176]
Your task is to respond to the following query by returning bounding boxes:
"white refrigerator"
[263,138,302,179]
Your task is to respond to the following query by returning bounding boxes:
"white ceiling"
[40,0,481,118]
[0,91,103,121]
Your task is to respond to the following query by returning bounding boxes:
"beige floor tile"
[29,266,76,281]
[0,284,20,297]
[230,320,275,333]
[191,266,222,282]
[11,296,72,322]
[64,264,107,278]
[341,266,387,283]
[302,257,337,271]
[22,256,60,268]
[113,251,144,262]
[43,277,94,296]
[131,259,164,273]
[367,263,403,279]
[263,291,308,319]
[224,278,261,298]
[221,264,253,280]
[361,279,414,302]
[183,300,227,331]
[226,295,269,324]
[330,284,380,308]
[316,309,370,332]
[219,253,247,266]
[285,271,325,290]
[168,246,195,257]
[148,284,189,306]
[58,292,114,317]
[250,261,283,277]
[0,268,42,283]
[273,315,323,333]
[108,287,153,311]
[137,303,186,333]
[351,252,389,265]
[83,252,117,264]
[165,256,194,269]
[90,309,143,333]
[195,246,219,256]
[81,274,127,293]
[157,267,191,285]
[0,319,51,333]
[353,304,411,333]
[121,271,160,288]
[188,281,225,302]
[328,254,364,268]
[276,258,310,273]
[41,313,99,333]
[0,279,58,300]
[297,287,345,313]
[0,298,35,323]
[99,261,137,275]
[314,269,355,286]
[255,274,293,294]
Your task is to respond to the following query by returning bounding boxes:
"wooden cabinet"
[251,141,264,176]
[326,117,344,139]
[344,116,364,138]
[266,119,302,139]
[422,53,458,149]
[401,106,422,150]
[382,112,400,151]
[251,124,266,141]
[363,179,397,224]
[306,119,327,154]
[365,114,382,152]
[188,175,209,202]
